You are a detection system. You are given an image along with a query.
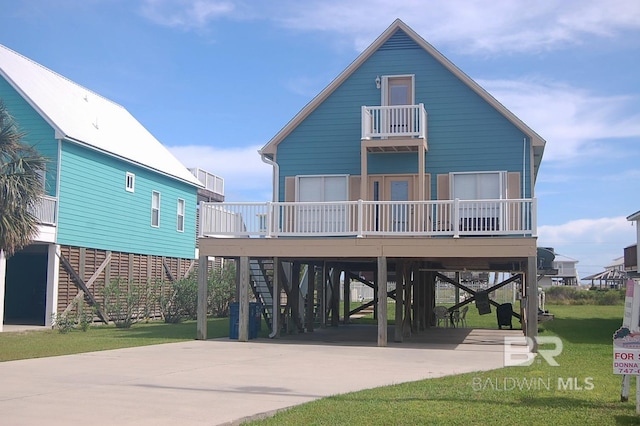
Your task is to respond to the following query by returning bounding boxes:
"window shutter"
[284,176,295,202]
[437,174,450,200]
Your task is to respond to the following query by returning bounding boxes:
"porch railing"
[362,104,427,139]
[199,198,536,238]
[30,195,57,225]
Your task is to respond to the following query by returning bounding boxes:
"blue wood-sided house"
[196,20,546,345]
[0,44,202,330]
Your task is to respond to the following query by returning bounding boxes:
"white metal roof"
[0,44,201,187]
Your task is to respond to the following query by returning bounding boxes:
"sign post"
[614,279,640,412]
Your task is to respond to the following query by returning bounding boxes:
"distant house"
[537,250,580,287]
[626,211,639,278]
[583,257,627,289]
[196,19,546,344]
[0,44,204,331]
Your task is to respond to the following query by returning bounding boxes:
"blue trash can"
[229,302,262,340]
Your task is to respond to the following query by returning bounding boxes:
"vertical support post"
[395,260,404,342]
[525,257,538,342]
[238,256,250,341]
[377,256,387,347]
[291,262,301,332]
[425,272,435,327]
[360,145,368,202]
[319,262,326,327]
[306,263,315,332]
[45,245,60,327]
[330,266,340,326]
[343,266,350,324]
[196,255,208,340]
[270,257,280,338]
[0,249,6,332]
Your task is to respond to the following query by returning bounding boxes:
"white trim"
[125,172,135,192]
[151,191,161,228]
[45,244,60,327]
[381,74,415,106]
[0,250,6,332]
[177,198,185,232]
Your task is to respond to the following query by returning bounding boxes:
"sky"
[1,0,639,280]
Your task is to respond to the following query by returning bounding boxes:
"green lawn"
[250,304,639,425]
[0,318,235,362]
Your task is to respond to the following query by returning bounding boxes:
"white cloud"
[139,0,236,30]
[479,78,640,162]
[168,144,273,201]
[276,0,640,54]
[538,216,636,277]
[139,1,640,54]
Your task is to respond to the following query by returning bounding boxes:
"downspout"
[259,151,280,339]
[259,150,279,203]
[522,138,526,198]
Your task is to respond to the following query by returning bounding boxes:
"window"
[36,169,46,191]
[126,172,135,192]
[450,172,506,231]
[176,199,185,232]
[296,175,348,233]
[151,191,160,227]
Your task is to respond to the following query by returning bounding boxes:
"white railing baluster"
[197,199,536,238]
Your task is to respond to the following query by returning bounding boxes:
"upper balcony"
[199,198,536,239]
[362,104,427,142]
[30,195,57,225]
[189,167,225,202]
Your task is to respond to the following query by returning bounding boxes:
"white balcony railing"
[199,198,536,238]
[362,104,427,140]
[189,167,224,197]
[30,195,57,225]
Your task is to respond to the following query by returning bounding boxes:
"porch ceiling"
[198,236,537,271]
[362,137,428,153]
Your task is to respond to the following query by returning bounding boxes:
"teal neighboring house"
[197,20,546,344]
[0,44,202,330]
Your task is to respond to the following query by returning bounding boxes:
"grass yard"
[0,317,236,362]
[251,304,640,425]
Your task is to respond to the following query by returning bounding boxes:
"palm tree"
[0,100,47,257]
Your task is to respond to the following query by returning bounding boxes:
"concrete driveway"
[0,327,520,425]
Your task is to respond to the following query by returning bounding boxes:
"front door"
[370,177,413,232]
[385,76,413,134]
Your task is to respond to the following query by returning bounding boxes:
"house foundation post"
[525,256,538,343]
[377,256,387,347]
[395,260,404,342]
[0,249,6,332]
[45,244,60,327]
[238,256,250,341]
[196,255,208,340]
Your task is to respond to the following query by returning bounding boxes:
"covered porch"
[195,236,538,347]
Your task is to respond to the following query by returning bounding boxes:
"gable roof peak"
[260,19,546,176]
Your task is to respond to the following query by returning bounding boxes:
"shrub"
[103,278,143,328]
[51,312,75,334]
[208,263,236,317]
[543,286,624,305]
[159,276,198,323]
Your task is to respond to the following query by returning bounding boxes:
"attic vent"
[379,29,420,51]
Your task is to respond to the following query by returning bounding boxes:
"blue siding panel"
[276,29,532,200]
[0,77,59,196]
[57,141,197,259]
